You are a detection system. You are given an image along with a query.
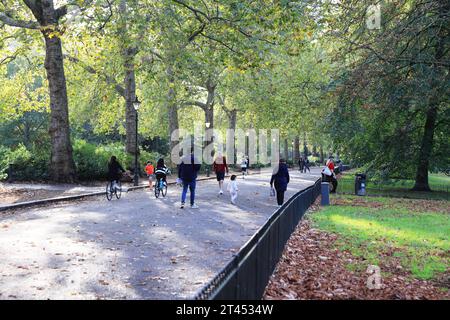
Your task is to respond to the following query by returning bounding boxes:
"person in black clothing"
[298,157,304,172]
[304,157,310,173]
[108,156,125,191]
[270,159,290,206]
[155,158,169,186]
[178,152,201,209]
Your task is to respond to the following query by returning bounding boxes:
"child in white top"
[227,175,239,204]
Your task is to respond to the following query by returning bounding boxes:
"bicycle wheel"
[115,180,122,199]
[106,182,113,201]
[154,185,160,198]
[161,184,167,197]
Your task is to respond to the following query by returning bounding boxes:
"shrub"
[0,140,164,182]
[73,139,162,180]
[0,144,49,181]
[0,145,11,180]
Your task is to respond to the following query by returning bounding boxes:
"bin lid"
[355,173,366,178]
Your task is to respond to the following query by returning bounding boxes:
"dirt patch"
[0,187,68,205]
[263,214,449,300]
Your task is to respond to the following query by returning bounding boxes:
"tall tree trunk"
[284,139,288,161]
[227,109,237,164]
[412,0,447,191]
[204,106,214,141]
[320,145,324,164]
[23,116,31,149]
[124,50,137,155]
[294,137,300,164]
[44,34,76,182]
[21,0,77,182]
[228,109,237,131]
[167,66,179,159]
[412,106,438,191]
[204,79,215,148]
[119,0,138,156]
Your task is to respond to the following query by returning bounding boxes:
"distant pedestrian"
[227,175,239,205]
[178,151,201,209]
[145,161,155,190]
[298,157,304,172]
[338,161,344,174]
[304,157,310,173]
[240,156,248,179]
[213,154,229,195]
[270,159,290,206]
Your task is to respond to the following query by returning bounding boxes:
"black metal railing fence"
[194,178,322,300]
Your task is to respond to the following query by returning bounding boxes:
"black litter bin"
[355,173,366,196]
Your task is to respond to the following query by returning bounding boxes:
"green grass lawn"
[337,172,450,200]
[311,195,450,280]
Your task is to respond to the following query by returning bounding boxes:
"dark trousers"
[276,190,285,205]
[181,180,196,205]
[322,174,338,193]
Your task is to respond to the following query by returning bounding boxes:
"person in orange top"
[145,161,155,190]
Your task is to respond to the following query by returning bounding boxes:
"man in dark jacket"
[178,152,201,209]
[270,159,290,206]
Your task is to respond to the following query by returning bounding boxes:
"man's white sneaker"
[190,204,199,209]
[180,203,185,209]
[219,190,223,195]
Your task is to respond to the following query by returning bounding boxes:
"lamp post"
[205,122,211,176]
[133,96,141,186]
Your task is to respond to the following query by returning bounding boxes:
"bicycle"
[106,180,122,201]
[154,178,167,198]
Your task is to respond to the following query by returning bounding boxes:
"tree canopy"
[0,0,448,189]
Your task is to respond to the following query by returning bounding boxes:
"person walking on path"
[227,174,239,205]
[270,159,290,206]
[178,151,201,209]
[213,154,229,195]
[108,156,125,192]
[304,157,311,173]
[298,157,304,172]
[240,156,248,179]
[145,161,155,190]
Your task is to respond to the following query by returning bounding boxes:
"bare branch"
[65,54,126,97]
[180,100,207,110]
[0,13,39,29]
[55,5,68,21]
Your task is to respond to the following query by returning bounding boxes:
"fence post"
[321,182,330,206]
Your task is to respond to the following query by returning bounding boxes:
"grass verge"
[311,194,449,280]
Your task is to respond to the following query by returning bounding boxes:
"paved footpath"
[0,168,321,300]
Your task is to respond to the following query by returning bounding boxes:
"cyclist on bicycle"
[155,158,169,188]
[108,156,125,191]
